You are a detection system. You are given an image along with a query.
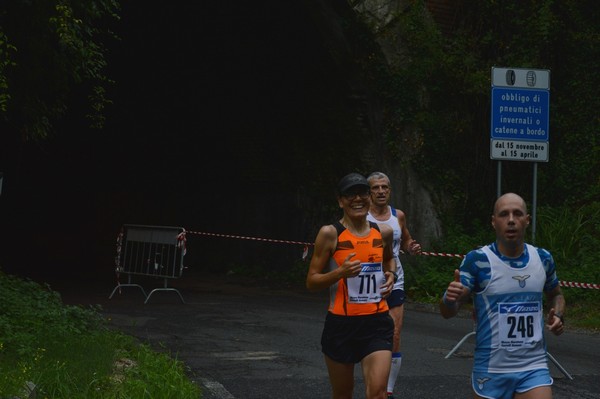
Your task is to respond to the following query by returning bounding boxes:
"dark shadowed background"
[0,1,354,285]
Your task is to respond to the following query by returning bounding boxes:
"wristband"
[555,312,564,324]
[392,271,399,284]
[442,291,457,307]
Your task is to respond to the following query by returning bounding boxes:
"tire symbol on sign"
[506,70,516,86]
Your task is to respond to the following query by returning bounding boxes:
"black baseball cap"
[337,173,369,195]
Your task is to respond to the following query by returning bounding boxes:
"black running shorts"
[321,311,393,364]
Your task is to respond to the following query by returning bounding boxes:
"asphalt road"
[59,273,600,399]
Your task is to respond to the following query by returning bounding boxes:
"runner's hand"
[380,271,394,298]
[339,253,362,278]
[547,308,564,336]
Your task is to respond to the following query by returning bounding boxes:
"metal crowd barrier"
[110,224,186,304]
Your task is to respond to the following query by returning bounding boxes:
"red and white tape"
[177,229,187,256]
[186,229,312,246]
[181,229,598,289]
[186,230,312,260]
[559,281,600,290]
[417,251,464,259]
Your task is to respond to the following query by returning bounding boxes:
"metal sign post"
[490,67,550,244]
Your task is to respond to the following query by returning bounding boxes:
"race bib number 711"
[347,262,385,303]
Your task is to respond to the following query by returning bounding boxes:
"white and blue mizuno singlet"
[460,243,559,373]
[367,206,404,290]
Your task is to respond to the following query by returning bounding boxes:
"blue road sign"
[491,87,549,141]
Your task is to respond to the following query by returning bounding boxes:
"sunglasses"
[342,189,370,200]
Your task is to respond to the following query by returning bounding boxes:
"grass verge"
[0,270,201,398]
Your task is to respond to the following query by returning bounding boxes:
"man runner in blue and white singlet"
[440,193,566,399]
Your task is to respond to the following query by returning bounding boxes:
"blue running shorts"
[472,368,553,399]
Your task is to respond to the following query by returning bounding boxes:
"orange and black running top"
[327,221,389,316]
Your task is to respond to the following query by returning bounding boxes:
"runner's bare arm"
[545,286,566,336]
[396,208,421,255]
[306,225,361,292]
[379,223,396,296]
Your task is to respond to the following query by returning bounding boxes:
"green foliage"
[108,344,201,399]
[357,0,600,226]
[404,222,494,301]
[0,273,105,360]
[0,0,120,140]
[535,204,600,306]
[535,205,598,262]
[0,270,201,398]
[545,2,600,206]
[348,3,600,323]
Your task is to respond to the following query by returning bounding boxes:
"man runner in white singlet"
[367,171,421,399]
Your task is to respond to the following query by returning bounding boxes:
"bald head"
[493,193,528,216]
[491,193,530,256]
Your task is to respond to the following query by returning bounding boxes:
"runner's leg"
[361,350,392,399]
[325,355,355,399]
[387,304,404,395]
[515,386,552,399]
